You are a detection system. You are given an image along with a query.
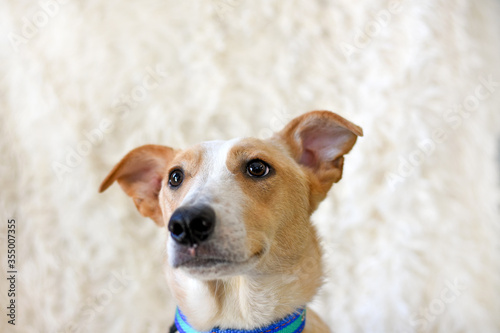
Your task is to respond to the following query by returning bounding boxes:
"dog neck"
[166,228,323,331]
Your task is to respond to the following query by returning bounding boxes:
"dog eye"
[246,160,270,177]
[169,169,184,187]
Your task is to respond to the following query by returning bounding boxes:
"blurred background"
[1,1,499,332]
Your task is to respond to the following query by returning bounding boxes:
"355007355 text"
[6,218,17,325]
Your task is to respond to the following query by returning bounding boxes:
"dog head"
[100,111,362,280]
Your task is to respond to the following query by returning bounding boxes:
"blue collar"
[174,307,306,333]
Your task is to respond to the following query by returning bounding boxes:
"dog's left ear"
[276,110,363,202]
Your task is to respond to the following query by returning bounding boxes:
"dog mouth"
[176,256,234,268]
[171,246,266,278]
[176,254,262,279]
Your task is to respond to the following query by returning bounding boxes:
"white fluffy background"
[1,0,499,332]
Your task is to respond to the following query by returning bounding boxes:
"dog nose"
[168,205,216,246]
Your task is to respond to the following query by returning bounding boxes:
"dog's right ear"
[99,145,176,226]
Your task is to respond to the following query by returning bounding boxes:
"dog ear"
[276,110,363,202]
[99,145,176,226]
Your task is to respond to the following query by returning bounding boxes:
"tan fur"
[99,111,362,332]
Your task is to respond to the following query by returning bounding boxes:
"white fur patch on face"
[167,139,252,278]
[180,139,241,207]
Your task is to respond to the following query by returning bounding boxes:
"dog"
[99,110,362,333]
